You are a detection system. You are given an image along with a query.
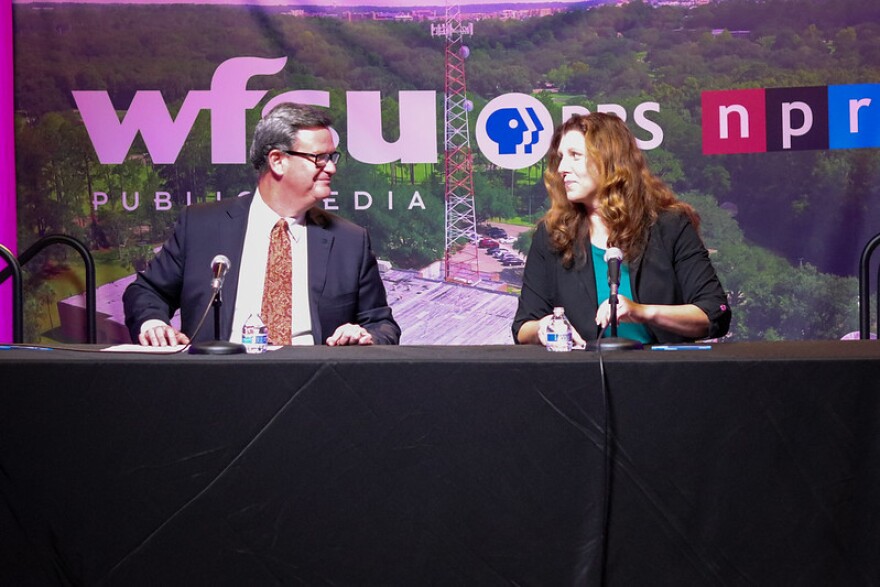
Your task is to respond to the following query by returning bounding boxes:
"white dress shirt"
[228,190,315,345]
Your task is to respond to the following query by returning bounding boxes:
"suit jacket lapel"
[629,227,652,303]
[306,208,333,295]
[218,194,252,338]
[306,208,334,342]
[574,247,601,339]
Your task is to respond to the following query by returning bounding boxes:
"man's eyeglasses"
[283,150,341,167]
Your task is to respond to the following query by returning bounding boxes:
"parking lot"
[474,222,530,275]
[442,222,532,285]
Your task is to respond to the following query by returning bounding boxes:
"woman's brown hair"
[542,112,699,268]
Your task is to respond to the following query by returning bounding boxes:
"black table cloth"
[1,342,879,585]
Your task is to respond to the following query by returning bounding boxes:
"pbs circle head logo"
[476,93,554,170]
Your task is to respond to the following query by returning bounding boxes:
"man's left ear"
[267,150,286,177]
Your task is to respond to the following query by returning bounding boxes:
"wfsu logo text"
[72,56,438,166]
[72,56,666,169]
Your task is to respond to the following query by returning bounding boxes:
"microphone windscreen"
[604,247,623,263]
[211,254,231,271]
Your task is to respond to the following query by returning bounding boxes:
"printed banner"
[8,0,880,343]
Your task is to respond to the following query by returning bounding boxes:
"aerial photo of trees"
[12,0,880,341]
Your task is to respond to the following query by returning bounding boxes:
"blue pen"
[0,345,53,351]
[651,345,712,351]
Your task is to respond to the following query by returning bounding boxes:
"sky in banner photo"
[11,0,591,5]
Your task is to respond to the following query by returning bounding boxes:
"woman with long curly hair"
[513,112,731,347]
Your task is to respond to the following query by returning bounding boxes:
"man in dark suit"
[123,103,400,347]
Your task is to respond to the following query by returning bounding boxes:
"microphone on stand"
[210,254,230,292]
[189,254,246,355]
[587,247,643,351]
[604,248,623,338]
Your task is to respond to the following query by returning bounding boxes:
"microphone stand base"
[586,337,644,351]
[189,340,246,355]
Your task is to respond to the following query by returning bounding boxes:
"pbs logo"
[476,93,554,169]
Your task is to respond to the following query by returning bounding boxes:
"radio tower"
[431,3,480,284]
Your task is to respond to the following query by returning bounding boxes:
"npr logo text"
[702,84,880,154]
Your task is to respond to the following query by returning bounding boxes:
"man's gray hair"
[249,103,334,174]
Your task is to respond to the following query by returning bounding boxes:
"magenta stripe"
[1,0,17,342]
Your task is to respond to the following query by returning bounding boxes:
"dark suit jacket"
[123,193,400,345]
[512,210,731,344]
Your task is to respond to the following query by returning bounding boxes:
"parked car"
[478,238,499,249]
[501,257,524,267]
[487,226,508,239]
[490,248,510,258]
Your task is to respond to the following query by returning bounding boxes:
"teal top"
[591,245,653,343]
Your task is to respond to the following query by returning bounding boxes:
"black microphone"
[604,247,623,297]
[189,254,245,355]
[210,254,231,291]
[586,246,642,351]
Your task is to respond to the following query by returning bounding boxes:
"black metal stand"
[586,291,643,351]
[0,235,97,344]
[0,244,23,343]
[858,232,880,340]
[587,336,643,351]
[188,290,245,355]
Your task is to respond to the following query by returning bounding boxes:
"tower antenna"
[431,2,480,284]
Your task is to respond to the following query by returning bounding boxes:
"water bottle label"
[546,330,572,351]
[242,331,268,353]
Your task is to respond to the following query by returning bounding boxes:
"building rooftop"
[381,269,519,345]
[59,268,520,345]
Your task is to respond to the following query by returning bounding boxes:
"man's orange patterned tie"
[261,219,292,345]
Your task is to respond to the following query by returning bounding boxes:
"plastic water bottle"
[545,307,573,352]
[241,313,268,354]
